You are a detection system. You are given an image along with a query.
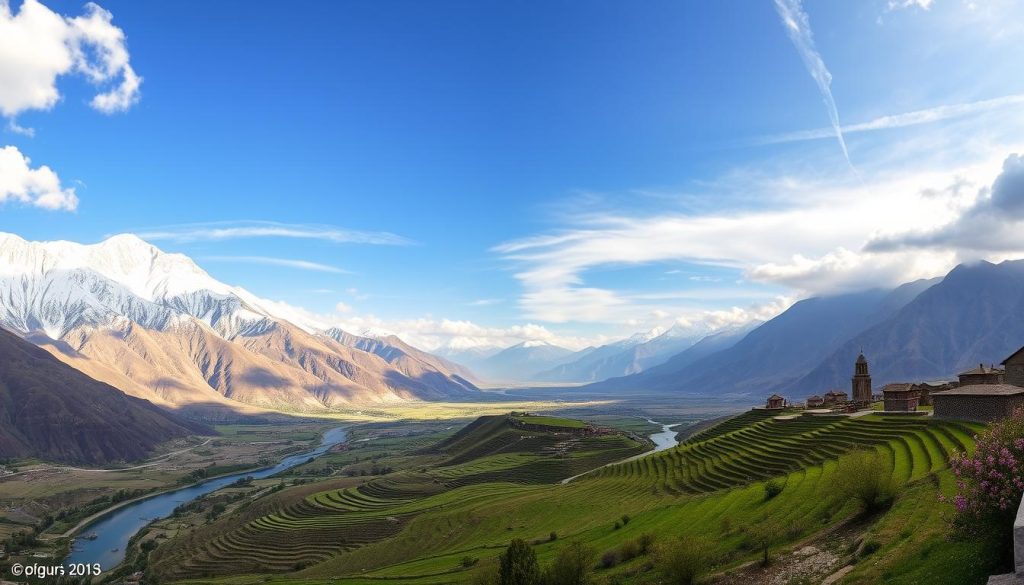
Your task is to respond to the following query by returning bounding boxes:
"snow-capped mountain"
[470,340,583,383]
[0,233,477,414]
[532,322,710,383]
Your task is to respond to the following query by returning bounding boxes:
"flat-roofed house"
[957,364,1004,386]
[822,390,849,407]
[932,384,1024,423]
[882,383,920,412]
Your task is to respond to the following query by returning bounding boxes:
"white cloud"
[132,220,412,246]
[0,0,141,118]
[334,301,353,313]
[0,145,77,210]
[887,0,933,10]
[201,255,349,274]
[773,0,853,169]
[757,94,1024,146]
[495,154,1008,315]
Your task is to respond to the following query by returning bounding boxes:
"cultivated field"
[144,410,995,584]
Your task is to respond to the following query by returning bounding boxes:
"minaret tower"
[851,352,872,404]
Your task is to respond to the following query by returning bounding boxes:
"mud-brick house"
[957,363,1004,386]
[882,383,920,412]
[822,390,849,407]
[932,385,1024,423]
[765,394,786,409]
[806,395,824,408]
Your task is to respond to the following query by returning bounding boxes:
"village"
[764,347,1024,423]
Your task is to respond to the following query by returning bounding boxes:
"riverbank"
[63,426,349,571]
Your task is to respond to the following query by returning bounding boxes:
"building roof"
[856,353,867,364]
[882,383,915,393]
[807,394,822,400]
[957,364,1004,376]
[824,390,848,396]
[767,393,784,400]
[1002,345,1024,365]
[932,384,1024,397]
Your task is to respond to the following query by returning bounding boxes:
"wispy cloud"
[470,298,502,306]
[756,94,1024,146]
[202,255,350,274]
[130,220,413,245]
[773,0,853,169]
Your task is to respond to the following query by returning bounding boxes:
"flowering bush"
[943,407,1024,536]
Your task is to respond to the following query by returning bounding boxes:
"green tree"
[745,520,783,566]
[830,449,896,514]
[543,541,596,585]
[499,538,540,585]
[654,535,712,585]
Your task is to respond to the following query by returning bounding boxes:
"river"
[560,418,681,484]
[64,426,348,571]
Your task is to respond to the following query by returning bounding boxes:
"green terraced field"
[155,412,994,585]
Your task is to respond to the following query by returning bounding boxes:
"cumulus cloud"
[0,0,141,120]
[0,145,77,210]
[132,221,413,246]
[866,153,1024,257]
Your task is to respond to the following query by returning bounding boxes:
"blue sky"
[3,0,1024,350]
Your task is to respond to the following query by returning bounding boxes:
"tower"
[851,352,872,404]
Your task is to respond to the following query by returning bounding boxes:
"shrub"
[550,531,558,542]
[463,556,480,568]
[830,449,896,514]
[943,407,1024,538]
[744,520,783,566]
[599,550,620,569]
[621,514,631,525]
[613,521,621,530]
[654,535,712,585]
[763,479,784,501]
[543,541,596,585]
[861,540,881,557]
[499,539,541,585]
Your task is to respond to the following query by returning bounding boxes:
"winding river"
[561,419,681,484]
[64,426,348,570]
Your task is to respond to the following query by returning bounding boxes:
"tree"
[830,449,896,514]
[499,538,540,585]
[745,520,783,566]
[543,541,595,585]
[654,535,712,585]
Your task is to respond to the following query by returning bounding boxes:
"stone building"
[766,394,785,409]
[1002,345,1024,387]
[851,353,873,403]
[806,395,824,408]
[882,383,920,412]
[823,390,849,407]
[957,363,1004,386]
[910,381,955,407]
[932,384,1024,423]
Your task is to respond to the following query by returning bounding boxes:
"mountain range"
[0,233,478,417]
[593,260,1024,399]
[0,326,208,464]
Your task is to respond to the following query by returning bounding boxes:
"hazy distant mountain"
[323,328,482,385]
[594,277,938,395]
[791,261,1024,394]
[0,327,207,465]
[0,233,477,414]
[472,341,581,383]
[535,323,709,383]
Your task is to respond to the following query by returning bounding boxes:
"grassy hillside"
[151,412,998,585]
